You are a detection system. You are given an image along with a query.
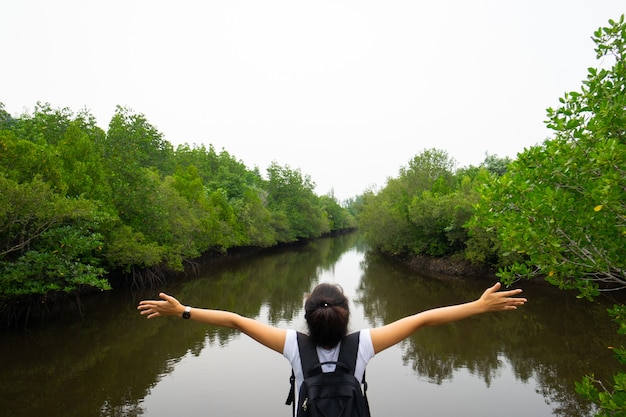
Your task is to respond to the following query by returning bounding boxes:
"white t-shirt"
[283,328,376,398]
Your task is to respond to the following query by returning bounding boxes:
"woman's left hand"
[479,282,527,312]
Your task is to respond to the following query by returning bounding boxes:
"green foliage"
[319,194,357,231]
[576,372,626,417]
[0,128,65,190]
[56,117,110,200]
[470,15,625,297]
[575,304,626,417]
[0,177,89,258]
[0,226,108,296]
[407,180,478,256]
[0,177,109,297]
[358,180,414,254]
[105,106,174,175]
[480,152,512,176]
[462,169,503,265]
[103,225,167,271]
[0,101,356,310]
[233,186,278,247]
[469,15,626,416]
[358,148,481,257]
[266,162,330,241]
[12,102,73,146]
[0,103,13,129]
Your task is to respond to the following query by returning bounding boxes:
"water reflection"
[356,250,619,417]
[0,232,620,417]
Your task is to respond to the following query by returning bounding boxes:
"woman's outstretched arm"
[138,293,287,353]
[369,282,526,354]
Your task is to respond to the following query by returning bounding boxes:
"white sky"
[2,1,624,201]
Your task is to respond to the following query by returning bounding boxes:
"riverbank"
[1,231,611,417]
[393,252,497,278]
[0,229,358,329]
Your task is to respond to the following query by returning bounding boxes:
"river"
[0,232,620,417]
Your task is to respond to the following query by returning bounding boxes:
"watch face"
[183,310,191,319]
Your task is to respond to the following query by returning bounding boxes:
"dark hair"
[304,283,350,348]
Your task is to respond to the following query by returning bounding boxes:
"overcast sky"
[2,1,623,200]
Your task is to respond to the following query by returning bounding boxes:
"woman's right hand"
[137,293,185,319]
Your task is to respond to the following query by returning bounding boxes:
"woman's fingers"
[137,293,184,319]
[481,283,527,311]
[137,293,175,318]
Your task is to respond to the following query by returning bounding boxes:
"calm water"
[0,232,620,417]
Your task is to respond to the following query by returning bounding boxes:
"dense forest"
[0,102,356,313]
[1,14,624,416]
[357,16,625,416]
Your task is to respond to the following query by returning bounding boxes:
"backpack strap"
[337,331,360,374]
[297,331,322,377]
[338,332,369,409]
[286,332,318,416]
[285,369,296,416]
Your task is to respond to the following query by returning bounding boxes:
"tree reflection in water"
[0,232,619,417]
[356,249,617,417]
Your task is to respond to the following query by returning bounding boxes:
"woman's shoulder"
[283,329,299,359]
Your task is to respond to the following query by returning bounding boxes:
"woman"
[137,281,526,404]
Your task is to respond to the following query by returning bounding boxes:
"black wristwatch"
[182,306,191,319]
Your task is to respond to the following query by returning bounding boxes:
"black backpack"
[285,331,371,417]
